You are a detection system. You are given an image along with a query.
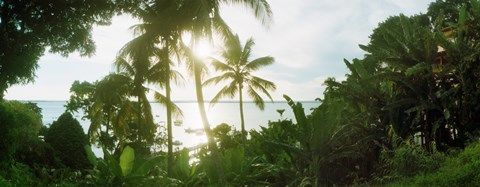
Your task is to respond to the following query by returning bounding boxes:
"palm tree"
[204,35,276,136]
[124,3,184,176]
[176,0,273,140]
[116,35,183,156]
[115,34,157,147]
[123,0,273,182]
[88,74,135,152]
[151,47,184,176]
[176,1,272,183]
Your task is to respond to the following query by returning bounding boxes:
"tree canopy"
[0,0,115,99]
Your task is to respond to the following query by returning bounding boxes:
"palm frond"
[209,81,238,106]
[153,91,184,117]
[129,23,148,37]
[210,58,235,72]
[241,37,255,64]
[223,0,273,27]
[222,34,243,64]
[247,85,266,110]
[88,102,105,144]
[247,78,274,103]
[212,12,234,42]
[169,69,186,86]
[114,56,136,76]
[145,62,167,87]
[250,76,276,90]
[203,72,236,86]
[139,92,155,132]
[244,56,274,71]
[118,33,156,60]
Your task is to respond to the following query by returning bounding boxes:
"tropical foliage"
[5,0,480,186]
[0,101,42,165]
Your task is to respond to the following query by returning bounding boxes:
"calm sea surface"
[33,101,320,156]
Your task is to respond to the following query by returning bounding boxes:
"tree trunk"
[193,59,225,184]
[137,96,142,142]
[239,83,246,137]
[166,63,174,177]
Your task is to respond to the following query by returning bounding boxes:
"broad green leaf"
[120,146,135,176]
[134,155,165,176]
[84,145,97,166]
[405,62,427,76]
[103,147,123,177]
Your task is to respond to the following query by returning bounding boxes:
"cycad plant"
[204,35,276,136]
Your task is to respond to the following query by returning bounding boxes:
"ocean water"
[34,101,320,155]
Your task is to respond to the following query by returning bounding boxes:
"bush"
[407,142,480,186]
[15,137,60,168]
[45,112,90,170]
[374,142,445,184]
[0,162,38,186]
[213,123,242,150]
[0,101,42,166]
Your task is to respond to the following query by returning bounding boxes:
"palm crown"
[204,34,276,134]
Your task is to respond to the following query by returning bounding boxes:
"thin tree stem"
[239,83,246,138]
[166,62,173,177]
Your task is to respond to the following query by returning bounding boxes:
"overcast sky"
[5,0,434,101]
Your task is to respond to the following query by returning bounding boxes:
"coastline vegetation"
[2,0,480,186]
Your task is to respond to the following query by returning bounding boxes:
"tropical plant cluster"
[3,0,480,186]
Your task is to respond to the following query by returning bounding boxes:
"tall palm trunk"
[137,96,142,142]
[193,59,225,184]
[239,83,246,137]
[166,62,173,177]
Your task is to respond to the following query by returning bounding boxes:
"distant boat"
[174,120,183,126]
[173,140,183,146]
[184,128,205,135]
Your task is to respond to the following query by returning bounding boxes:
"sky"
[5,0,434,101]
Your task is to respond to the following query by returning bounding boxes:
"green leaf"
[120,146,135,176]
[84,145,98,166]
[358,44,369,51]
[103,148,123,177]
[405,62,427,76]
[444,110,451,120]
[382,99,417,111]
[134,155,164,176]
[459,5,467,26]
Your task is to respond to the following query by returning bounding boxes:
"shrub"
[374,142,446,184]
[409,142,480,186]
[45,112,90,170]
[15,137,60,168]
[213,123,242,150]
[0,101,42,166]
[0,162,38,186]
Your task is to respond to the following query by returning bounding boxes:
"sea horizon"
[34,100,321,156]
[17,99,321,103]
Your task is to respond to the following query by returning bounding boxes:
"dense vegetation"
[2,0,480,186]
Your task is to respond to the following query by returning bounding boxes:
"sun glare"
[194,39,214,59]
